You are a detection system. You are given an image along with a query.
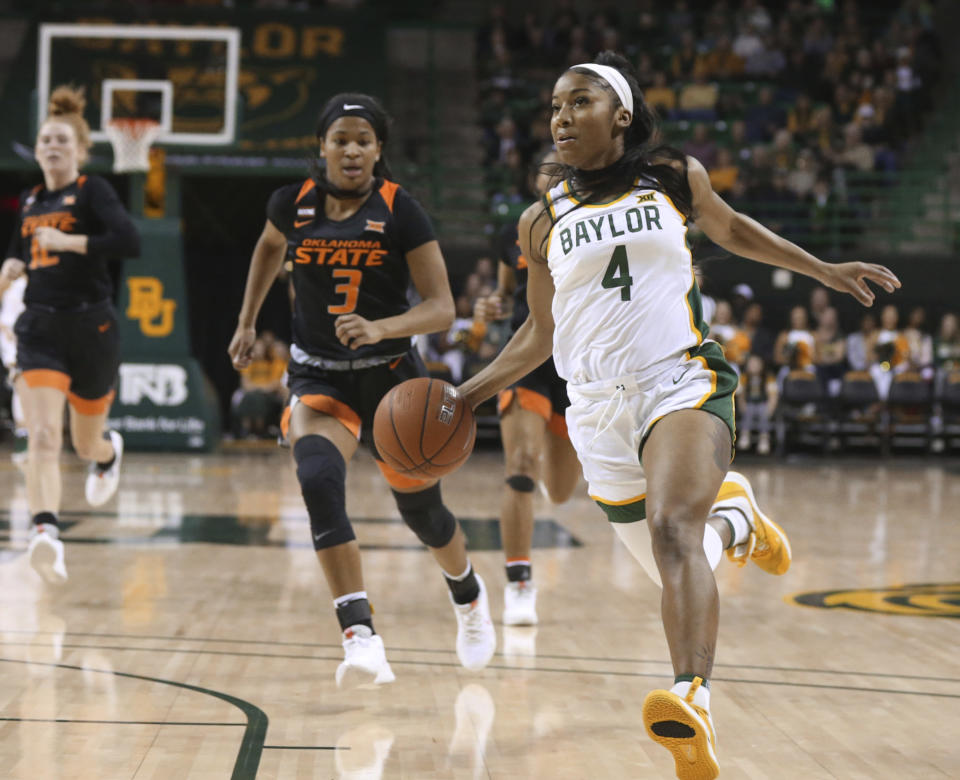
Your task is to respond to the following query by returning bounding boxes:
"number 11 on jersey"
[601,244,632,301]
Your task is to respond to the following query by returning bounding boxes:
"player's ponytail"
[310,92,394,198]
[42,84,93,165]
[534,51,693,257]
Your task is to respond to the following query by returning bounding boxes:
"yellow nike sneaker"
[643,677,719,780]
[716,470,792,575]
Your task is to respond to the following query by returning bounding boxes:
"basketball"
[373,377,476,478]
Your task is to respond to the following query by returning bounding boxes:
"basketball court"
[1,13,959,780]
[1,450,958,779]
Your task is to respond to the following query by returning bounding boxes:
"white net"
[105,119,162,173]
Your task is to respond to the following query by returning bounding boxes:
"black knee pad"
[293,435,354,550]
[392,483,457,549]
[506,474,536,492]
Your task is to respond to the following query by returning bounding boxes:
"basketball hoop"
[105,118,162,173]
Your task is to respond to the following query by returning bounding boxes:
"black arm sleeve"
[266,186,295,235]
[6,203,23,260]
[84,176,140,258]
[393,188,436,253]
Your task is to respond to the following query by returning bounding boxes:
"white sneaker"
[503,580,538,626]
[27,525,67,584]
[85,430,124,507]
[335,625,395,688]
[451,574,496,670]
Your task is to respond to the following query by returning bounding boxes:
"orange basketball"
[373,377,476,479]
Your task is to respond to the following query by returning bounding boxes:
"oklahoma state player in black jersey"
[473,152,580,631]
[0,86,139,584]
[229,93,495,686]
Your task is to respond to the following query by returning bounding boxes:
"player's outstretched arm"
[687,156,901,306]
[335,239,455,350]
[458,203,554,408]
[228,219,287,370]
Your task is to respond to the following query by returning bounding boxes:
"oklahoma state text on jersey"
[267,177,436,361]
[7,175,140,309]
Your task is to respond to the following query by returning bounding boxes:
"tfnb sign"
[119,364,188,406]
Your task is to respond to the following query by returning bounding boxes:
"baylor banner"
[109,217,220,450]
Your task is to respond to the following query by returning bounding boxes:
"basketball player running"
[474,152,580,627]
[0,86,139,584]
[459,53,900,779]
[228,93,496,687]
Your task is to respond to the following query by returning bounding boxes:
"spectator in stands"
[733,23,764,61]
[774,305,815,376]
[708,147,739,195]
[665,0,694,46]
[771,128,796,171]
[644,71,676,118]
[677,70,720,119]
[933,313,960,378]
[740,301,775,366]
[745,31,786,78]
[832,83,858,127]
[698,35,745,80]
[809,286,831,327]
[786,93,816,141]
[737,354,777,455]
[846,312,877,371]
[902,305,933,374]
[232,338,287,439]
[745,86,785,143]
[683,123,718,169]
[635,52,656,88]
[671,30,700,81]
[711,299,750,368]
[786,148,819,199]
[870,304,910,398]
[737,0,773,33]
[814,306,846,395]
[836,124,875,172]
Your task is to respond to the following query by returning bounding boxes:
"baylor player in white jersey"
[460,52,900,780]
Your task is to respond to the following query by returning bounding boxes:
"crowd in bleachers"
[476,0,941,247]
[703,282,960,453]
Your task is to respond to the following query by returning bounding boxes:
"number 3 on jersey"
[328,269,362,314]
[601,244,632,301]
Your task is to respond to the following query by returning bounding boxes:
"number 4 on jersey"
[601,244,632,301]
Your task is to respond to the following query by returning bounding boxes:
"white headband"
[572,63,634,115]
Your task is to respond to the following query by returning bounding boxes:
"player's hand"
[474,293,505,322]
[335,314,385,350]
[818,261,901,307]
[228,325,258,370]
[34,227,72,252]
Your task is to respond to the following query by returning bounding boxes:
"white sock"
[333,590,368,608]
[443,561,473,581]
[671,680,711,711]
[702,525,723,571]
[710,497,752,547]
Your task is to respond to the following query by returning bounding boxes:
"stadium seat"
[837,371,883,451]
[938,371,960,451]
[886,371,933,450]
[774,370,828,454]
